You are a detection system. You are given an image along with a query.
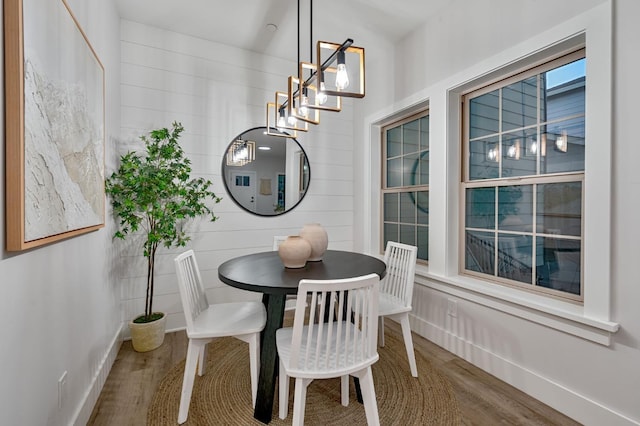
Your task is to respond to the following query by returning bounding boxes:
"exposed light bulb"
[317,81,328,105]
[277,107,286,129]
[335,50,349,90]
[299,88,309,116]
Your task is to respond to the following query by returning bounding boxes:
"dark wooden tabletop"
[218,249,387,295]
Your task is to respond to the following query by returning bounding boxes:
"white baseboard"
[409,315,639,426]
[72,324,124,426]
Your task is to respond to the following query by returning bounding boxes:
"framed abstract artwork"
[4,0,105,251]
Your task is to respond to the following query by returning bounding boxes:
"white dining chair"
[378,241,419,377]
[174,250,267,424]
[276,273,381,426]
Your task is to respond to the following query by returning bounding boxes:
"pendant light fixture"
[266,0,365,138]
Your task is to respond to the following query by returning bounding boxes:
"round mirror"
[222,127,310,216]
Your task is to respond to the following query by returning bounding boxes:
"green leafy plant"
[105,122,221,323]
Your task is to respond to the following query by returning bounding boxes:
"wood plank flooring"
[88,320,580,425]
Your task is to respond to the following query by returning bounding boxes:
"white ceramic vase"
[278,236,311,268]
[300,223,328,261]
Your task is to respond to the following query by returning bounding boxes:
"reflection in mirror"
[222,127,310,216]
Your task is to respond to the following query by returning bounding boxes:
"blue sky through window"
[546,58,585,88]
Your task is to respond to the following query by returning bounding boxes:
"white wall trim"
[416,271,618,345]
[72,325,124,426]
[409,314,638,426]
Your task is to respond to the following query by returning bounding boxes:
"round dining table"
[218,249,386,424]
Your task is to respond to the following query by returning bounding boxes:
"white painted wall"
[0,1,121,425]
[359,0,640,424]
[117,20,383,334]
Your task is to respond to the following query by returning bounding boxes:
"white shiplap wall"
[118,20,356,333]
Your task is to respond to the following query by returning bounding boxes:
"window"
[462,50,585,301]
[382,111,429,261]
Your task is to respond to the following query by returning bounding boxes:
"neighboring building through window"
[382,111,429,262]
[462,50,585,301]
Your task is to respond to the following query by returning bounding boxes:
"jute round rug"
[148,331,461,425]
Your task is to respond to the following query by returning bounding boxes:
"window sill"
[414,265,619,345]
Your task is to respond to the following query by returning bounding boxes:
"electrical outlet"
[58,371,67,409]
[447,298,458,318]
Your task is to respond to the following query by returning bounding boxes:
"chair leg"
[248,333,260,408]
[341,375,349,406]
[197,341,208,376]
[399,314,418,377]
[178,339,203,424]
[279,359,289,419]
[292,378,312,426]
[378,317,385,347]
[355,367,380,426]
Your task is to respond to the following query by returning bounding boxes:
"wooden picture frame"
[4,0,105,251]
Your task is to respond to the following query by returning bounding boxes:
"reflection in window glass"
[384,223,398,248]
[417,192,429,225]
[502,77,537,132]
[466,231,495,275]
[469,90,499,139]
[399,192,416,224]
[502,128,537,177]
[497,234,533,284]
[387,158,402,187]
[463,51,585,300]
[384,193,398,222]
[403,153,420,186]
[383,111,430,262]
[542,117,585,174]
[542,58,586,121]
[537,182,582,236]
[498,185,533,232]
[469,137,500,180]
[400,224,416,246]
[403,120,420,155]
[417,226,429,261]
[466,187,495,229]
[387,127,402,157]
[420,116,430,151]
[536,237,581,295]
[416,151,429,185]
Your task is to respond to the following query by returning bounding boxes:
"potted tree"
[105,122,221,352]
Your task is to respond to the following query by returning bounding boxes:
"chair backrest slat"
[382,242,418,308]
[174,250,209,333]
[288,274,379,373]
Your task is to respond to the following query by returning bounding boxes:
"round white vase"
[300,223,328,261]
[278,236,311,268]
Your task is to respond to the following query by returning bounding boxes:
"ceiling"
[114,0,453,61]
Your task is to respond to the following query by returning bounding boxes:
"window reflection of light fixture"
[487,145,499,162]
[226,139,255,166]
[555,130,568,153]
[506,139,521,160]
[265,0,364,138]
[526,136,546,157]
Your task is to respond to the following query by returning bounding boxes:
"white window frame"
[363,2,618,345]
[460,50,586,302]
[381,109,430,262]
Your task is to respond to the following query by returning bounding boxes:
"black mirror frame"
[221,127,311,217]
